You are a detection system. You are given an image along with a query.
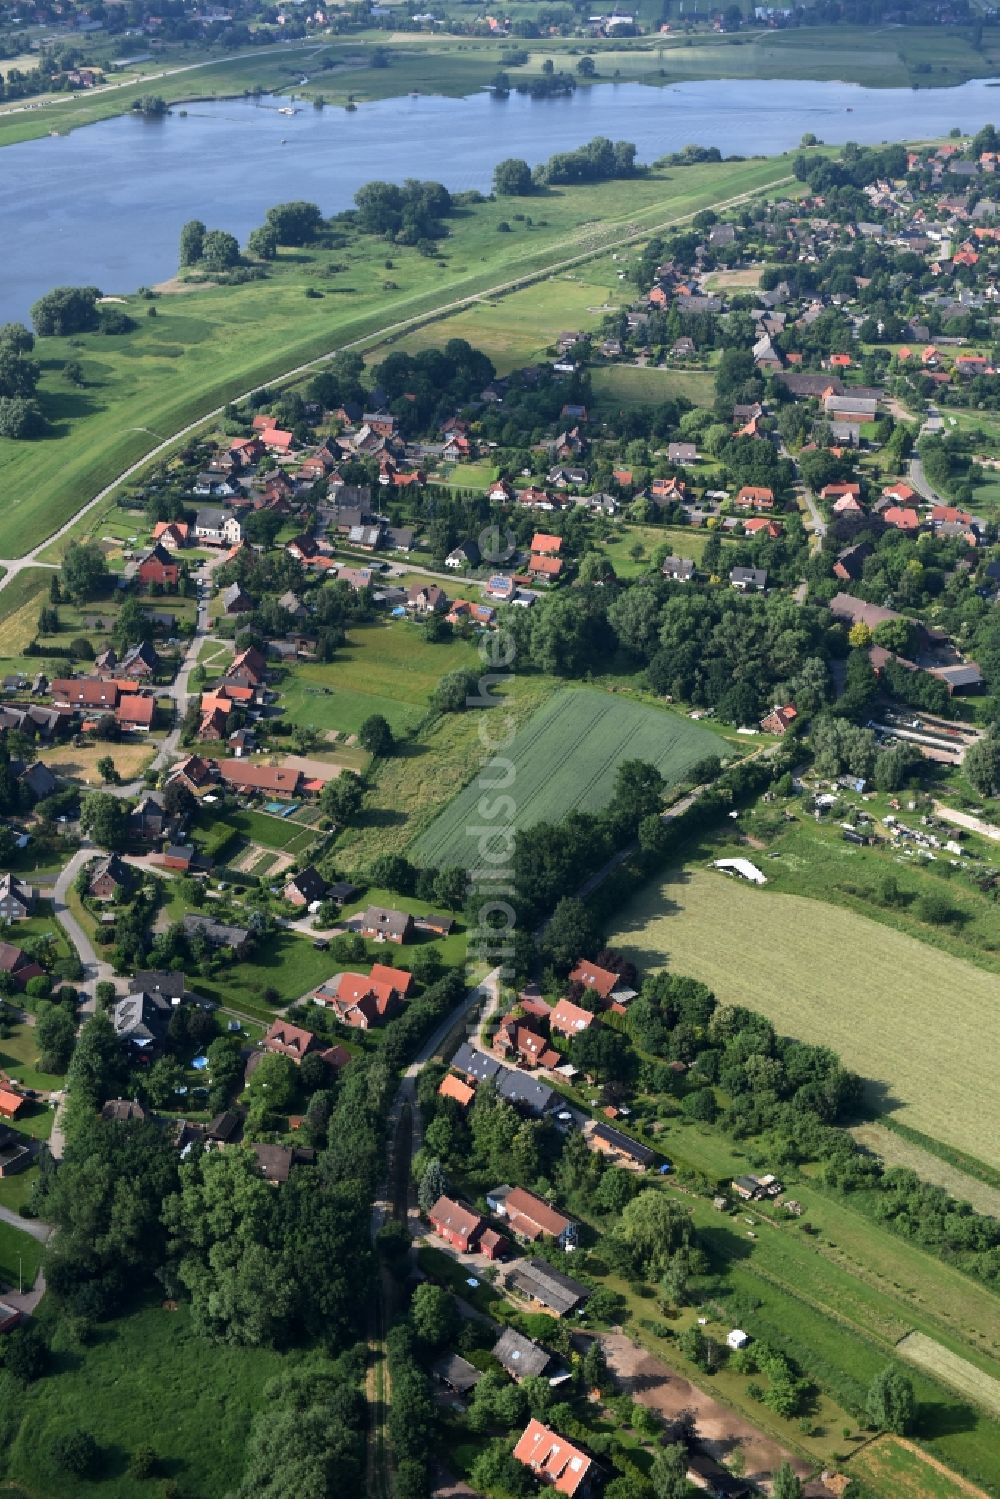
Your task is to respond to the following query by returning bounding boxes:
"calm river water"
[5,75,1000,319]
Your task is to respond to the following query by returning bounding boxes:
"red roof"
[503,1187,571,1241]
[531,532,562,555]
[438,1074,475,1107]
[528,555,563,577]
[370,962,414,996]
[117,694,155,727]
[569,960,619,1000]
[550,997,594,1037]
[264,1019,315,1059]
[428,1194,482,1244]
[882,505,920,531]
[0,1087,24,1117]
[513,1420,591,1496]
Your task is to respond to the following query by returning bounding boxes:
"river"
[5,75,1000,321]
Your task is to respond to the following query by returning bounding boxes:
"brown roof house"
[87,854,136,902]
[357,905,414,944]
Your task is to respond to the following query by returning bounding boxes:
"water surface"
[4,75,999,320]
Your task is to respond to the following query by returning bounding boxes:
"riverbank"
[0,22,998,149]
[0,154,795,561]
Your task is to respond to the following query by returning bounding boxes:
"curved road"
[0,176,791,587]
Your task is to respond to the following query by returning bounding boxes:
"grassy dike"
[0,154,794,560]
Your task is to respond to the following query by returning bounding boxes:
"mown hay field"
[611,866,1000,1165]
[414,687,720,869]
[898,1333,1000,1420]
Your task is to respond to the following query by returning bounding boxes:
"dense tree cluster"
[352,178,452,244]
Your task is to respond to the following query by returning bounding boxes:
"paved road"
[52,845,117,1008]
[798,485,827,542]
[932,801,1000,842]
[0,1204,52,1245]
[0,176,791,579]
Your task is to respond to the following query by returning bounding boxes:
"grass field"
[612,866,1000,1165]
[0,1221,43,1294]
[40,740,159,786]
[596,521,732,578]
[0,154,794,563]
[849,1437,991,1499]
[589,363,717,414]
[392,264,625,374]
[280,620,479,737]
[0,569,55,656]
[4,1299,286,1499]
[415,686,721,869]
[851,1123,1000,1221]
[898,1333,1000,1420]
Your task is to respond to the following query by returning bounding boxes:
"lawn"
[414,686,722,869]
[192,931,351,1016]
[597,522,733,578]
[280,620,479,738]
[4,1299,287,1499]
[589,363,717,414]
[198,808,320,857]
[0,1220,43,1294]
[0,153,794,564]
[611,865,1000,1165]
[0,1020,66,1094]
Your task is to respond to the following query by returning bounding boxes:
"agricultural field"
[851,1123,1000,1220]
[415,686,721,869]
[898,1333,1000,1420]
[589,363,716,414]
[611,865,1000,1165]
[3,1300,286,1499]
[849,1436,992,1499]
[280,620,479,738]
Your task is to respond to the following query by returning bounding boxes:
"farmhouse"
[0,944,43,991]
[489,1185,575,1246]
[218,761,301,799]
[491,1328,553,1382]
[428,1194,483,1253]
[506,1259,590,1316]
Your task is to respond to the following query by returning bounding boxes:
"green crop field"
[414,686,721,869]
[280,620,479,737]
[0,153,793,563]
[898,1333,1000,1419]
[612,866,1000,1165]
